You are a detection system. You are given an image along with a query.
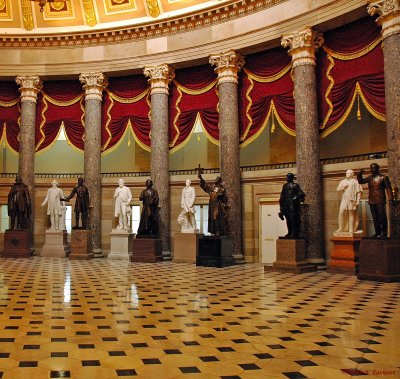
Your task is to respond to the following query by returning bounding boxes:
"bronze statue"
[198,170,228,235]
[64,177,90,229]
[357,163,392,238]
[137,179,159,236]
[7,175,31,230]
[279,173,305,239]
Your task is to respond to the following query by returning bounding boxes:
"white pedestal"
[41,230,70,258]
[108,230,134,260]
[173,232,203,264]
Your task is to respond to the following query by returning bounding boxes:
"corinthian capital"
[15,75,43,103]
[368,0,400,39]
[209,50,245,85]
[281,28,324,68]
[143,64,175,95]
[79,72,108,101]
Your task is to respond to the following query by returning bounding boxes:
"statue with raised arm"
[113,179,132,231]
[198,168,228,235]
[335,169,363,236]
[137,179,159,236]
[7,175,31,230]
[357,163,392,238]
[64,177,90,229]
[177,179,197,233]
[41,180,66,231]
[278,173,305,239]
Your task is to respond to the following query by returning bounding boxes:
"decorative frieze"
[79,73,108,101]
[143,64,175,95]
[15,75,42,103]
[209,50,245,85]
[281,28,324,67]
[368,0,400,39]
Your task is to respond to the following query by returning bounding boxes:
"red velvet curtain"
[102,75,150,152]
[0,81,20,152]
[169,65,219,150]
[239,47,295,145]
[317,17,385,137]
[36,80,84,151]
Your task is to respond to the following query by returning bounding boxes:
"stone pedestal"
[2,230,32,258]
[70,229,93,260]
[108,230,134,260]
[358,238,400,282]
[265,238,316,273]
[131,237,163,263]
[41,230,70,258]
[197,236,233,267]
[327,236,362,275]
[173,233,203,264]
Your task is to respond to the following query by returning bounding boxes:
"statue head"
[214,176,222,186]
[15,175,22,184]
[286,173,295,182]
[51,180,59,187]
[146,179,153,188]
[118,179,125,188]
[345,169,354,178]
[370,163,380,175]
[78,177,84,186]
[185,179,191,187]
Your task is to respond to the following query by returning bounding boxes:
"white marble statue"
[41,180,66,231]
[113,179,132,231]
[334,169,363,236]
[177,179,197,233]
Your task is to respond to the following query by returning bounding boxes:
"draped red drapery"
[169,65,219,150]
[0,81,20,152]
[102,75,151,152]
[239,47,295,146]
[317,17,385,137]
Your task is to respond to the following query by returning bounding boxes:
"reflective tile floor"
[0,258,399,379]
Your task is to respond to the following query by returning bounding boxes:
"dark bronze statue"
[198,170,228,235]
[279,173,305,239]
[8,175,31,230]
[357,163,392,238]
[64,177,90,229]
[137,179,159,236]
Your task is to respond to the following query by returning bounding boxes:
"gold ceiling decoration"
[31,0,68,12]
[146,0,160,18]
[82,0,97,27]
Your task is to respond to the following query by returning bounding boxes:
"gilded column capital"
[79,72,108,101]
[209,50,245,85]
[143,64,175,95]
[368,0,400,39]
[15,75,43,103]
[281,28,324,68]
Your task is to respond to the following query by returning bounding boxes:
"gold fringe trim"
[0,98,19,107]
[243,64,291,83]
[321,54,335,129]
[107,88,148,104]
[322,37,381,61]
[173,79,218,95]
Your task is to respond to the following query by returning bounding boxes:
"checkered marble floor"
[0,258,399,379]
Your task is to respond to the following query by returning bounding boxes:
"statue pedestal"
[358,238,400,282]
[327,236,362,275]
[2,230,32,258]
[108,230,134,260]
[70,229,93,260]
[131,237,163,263]
[265,238,316,273]
[173,233,203,264]
[197,236,233,267]
[41,230,70,258]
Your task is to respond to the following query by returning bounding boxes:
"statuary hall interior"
[0,0,400,378]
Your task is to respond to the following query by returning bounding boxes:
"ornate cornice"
[368,0,400,39]
[79,73,108,101]
[143,64,175,95]
[15,75,43,103]
[281,27,324,68]
[209,50,245,85]
[0,0,285,49]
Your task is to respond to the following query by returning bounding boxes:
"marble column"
[143,64,175,258]
[368,0,400,189]
[15,75,43,240]
[209,50,245,263]
[79,72,108,257]
[281,28,325,265]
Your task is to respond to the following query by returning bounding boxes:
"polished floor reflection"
[0,258,399,379]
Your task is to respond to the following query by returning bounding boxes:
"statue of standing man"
[8,175,31,230]
[137,179,159,236]
[41,180,66,231]
[177,179,197,233]
[113,179,132,231]
[64,177,90,229]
